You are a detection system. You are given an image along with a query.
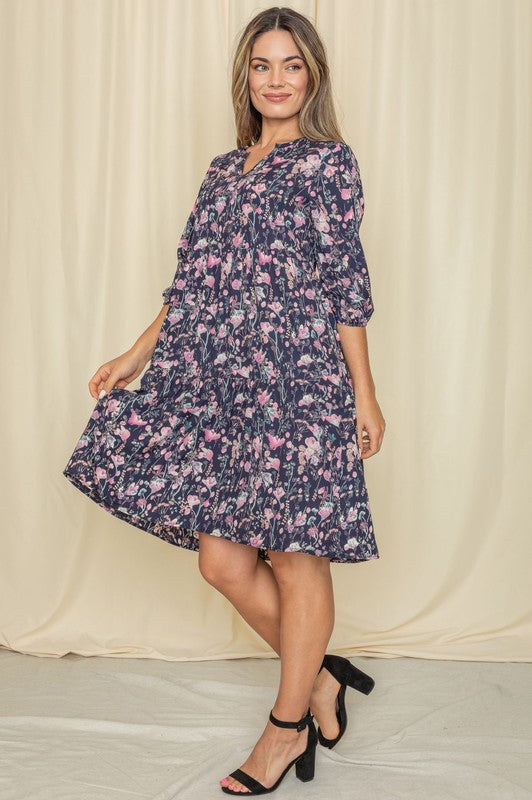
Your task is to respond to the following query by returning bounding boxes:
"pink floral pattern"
[63,138,379,563]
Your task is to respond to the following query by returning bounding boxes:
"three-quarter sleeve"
[309,142,374,326]
[161,156,219,305]
[161,207,196,304]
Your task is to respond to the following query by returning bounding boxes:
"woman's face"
[248,30,309,126]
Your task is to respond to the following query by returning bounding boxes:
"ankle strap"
[269,707,314,732]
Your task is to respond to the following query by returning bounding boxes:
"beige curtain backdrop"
[1,0,530,662]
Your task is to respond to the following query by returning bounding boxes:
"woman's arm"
[88,304,169,399]
[308,142,385,458]
[337,323,374,398]
[337,323,385,459]
[130,304,169,362]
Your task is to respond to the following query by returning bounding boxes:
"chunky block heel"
[294,737,316,781]
[316,654,375,749]
[329,655,375,695]
[220,707,318,795]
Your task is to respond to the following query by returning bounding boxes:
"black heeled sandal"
[220,707,317,795]
[316,654,375,749]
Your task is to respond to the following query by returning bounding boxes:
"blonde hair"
[231,6,345,148]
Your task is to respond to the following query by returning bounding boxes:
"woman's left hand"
[354,393,386,459]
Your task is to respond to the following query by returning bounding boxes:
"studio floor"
[1,648,531,799]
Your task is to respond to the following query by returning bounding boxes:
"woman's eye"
[251,64,303,72]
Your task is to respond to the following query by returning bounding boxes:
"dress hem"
[63,469,380,566]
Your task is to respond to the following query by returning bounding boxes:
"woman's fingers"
[90,351,146,399]
[88,366,111,399]
[358,422,384,458]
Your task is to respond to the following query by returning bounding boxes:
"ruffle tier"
[63,370,379,564]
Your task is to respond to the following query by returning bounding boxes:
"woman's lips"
[263,94,291,102]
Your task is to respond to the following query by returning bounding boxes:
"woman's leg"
[198,535,336,792]
[198,534,282,652]
[220,549,335,792]
[267,549,335,721]
[198,533,343,748]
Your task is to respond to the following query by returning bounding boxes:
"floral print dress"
[63,137,380,564]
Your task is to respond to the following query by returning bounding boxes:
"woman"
[63,6,385,796]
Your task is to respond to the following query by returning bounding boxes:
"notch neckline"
[238,136,307,178]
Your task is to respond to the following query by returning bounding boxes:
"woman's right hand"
[88,347,151,400]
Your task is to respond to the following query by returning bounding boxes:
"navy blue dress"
[63,137,380,564]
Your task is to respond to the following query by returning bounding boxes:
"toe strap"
[227,768,267,793]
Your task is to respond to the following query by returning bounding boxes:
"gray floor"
[1,648,531,799]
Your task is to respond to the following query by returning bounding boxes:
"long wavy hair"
[231,6,345,148]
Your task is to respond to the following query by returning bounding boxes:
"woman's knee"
[268,550,331,584]
[197,532,259,588]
